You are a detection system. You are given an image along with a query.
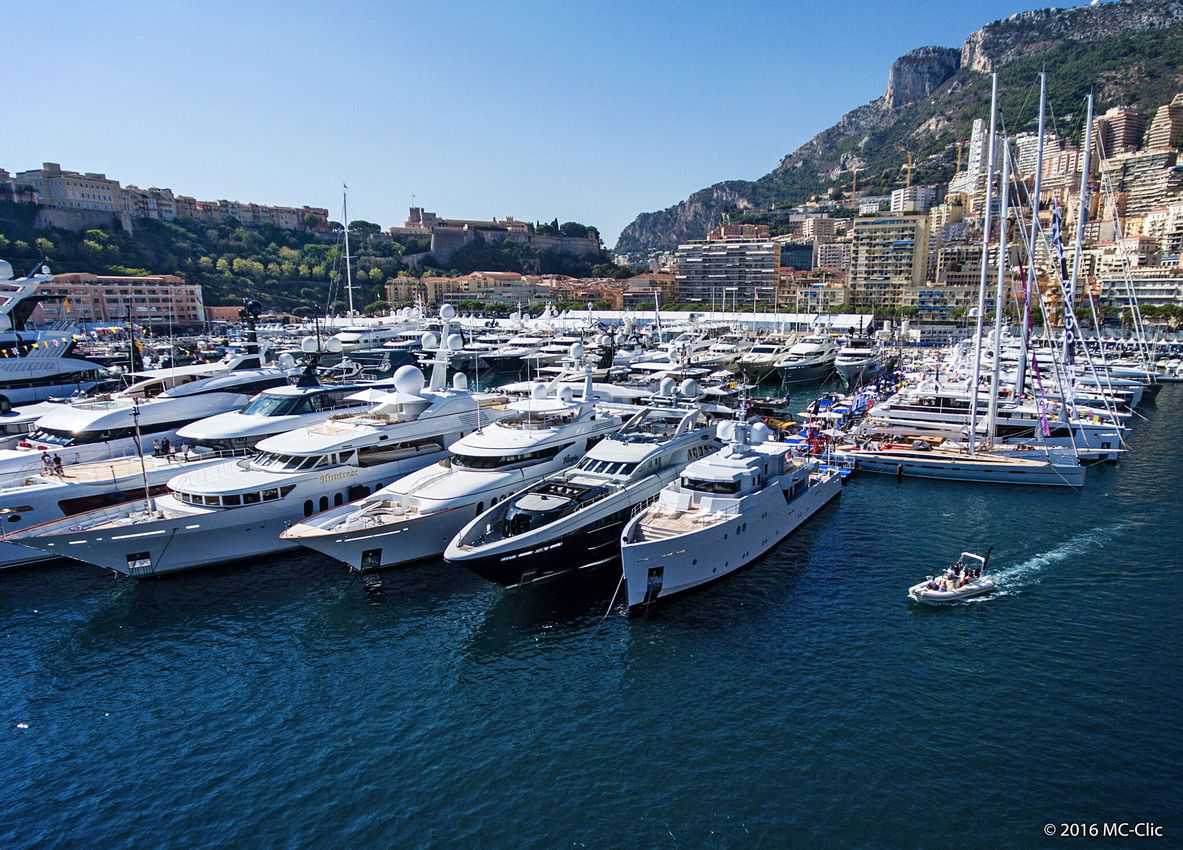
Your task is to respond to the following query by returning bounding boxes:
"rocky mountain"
[615,0,1183,256]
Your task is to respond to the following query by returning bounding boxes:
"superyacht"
[445,393,721,587]
[282,366,622,571]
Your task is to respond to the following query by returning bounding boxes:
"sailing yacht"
[620,417,841,611]
[14,308,509,576]
[282,367,622,571]
[445,398,721,587]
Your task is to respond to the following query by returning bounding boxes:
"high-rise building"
[848,213,929,308]
[1147,93,1183,152]
[890,185,938,214]
[1093,106,1145,158]
[673,236,780,308]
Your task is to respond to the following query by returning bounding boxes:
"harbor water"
[2,386,1180,849]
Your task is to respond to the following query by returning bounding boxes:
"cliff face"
[885,46,961,109]
[614,0,1183,256]
[961,0,1183,73]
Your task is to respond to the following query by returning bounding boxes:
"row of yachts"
[0,305,847,613]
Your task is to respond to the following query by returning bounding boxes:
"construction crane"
[900,151,915,188]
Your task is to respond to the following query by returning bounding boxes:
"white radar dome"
[658,377,676,397]
[393,365,426,397]
[749,422,772,444]
[530,382,548,400]
[0,260,13,281]
[325,337,344,354]
[421,332,439,350]
[451,372,469,390]
[300,336,319,353]
[440,304,456,321]
[717,421,737,442]
[558,386,574,403]
[446,333,464,351]
[678,379,700,398]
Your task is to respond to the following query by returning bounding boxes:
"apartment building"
[673,236,780,308]
[1147,93,1183,152]
[848,213,929,308]
[814,240,851,272]
[33,273,204,327]
[1093,106,1145,158]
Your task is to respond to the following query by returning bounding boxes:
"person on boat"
[152,439,161,458]
[40,451,52,476]
[52,455,64,478]
[160,437,171,457]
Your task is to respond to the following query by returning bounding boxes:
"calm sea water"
[2,385,1180,849]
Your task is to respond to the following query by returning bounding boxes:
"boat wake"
[991,520,1139,594]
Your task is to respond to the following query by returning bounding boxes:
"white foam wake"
[992,520,1138,590]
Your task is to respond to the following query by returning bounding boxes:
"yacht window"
[261,488,280,501]
[451,443,568,470]
[682,477,741,495]
[243,491,262,504]
[200,495,219,506]
[222,494,242,507]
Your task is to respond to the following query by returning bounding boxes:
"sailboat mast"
[967,72,999,456]
[986,138,1011,447]
[1016,71,1046,397]
[1064,94,1093,369]
[343,184,355,317]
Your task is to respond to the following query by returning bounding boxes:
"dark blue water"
[3,388,1180,849]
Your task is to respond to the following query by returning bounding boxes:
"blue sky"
[5,0,1064,246]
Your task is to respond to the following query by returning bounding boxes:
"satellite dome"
[325,337,344,353]
[300,336,319,353]
[558,386,574,403]
[277,353,297,369]
[393,365,426,397]
[452,372,469,390]
[421,332,439,350]
[446,333,464,351]
[0,260,13,281]
[658,377,676,397]
[678,378,699,398]
[717,421,737,442]
[530,382,548,400]
[749,422,772,444]
[440,304,456,321]
[569,342,584,361]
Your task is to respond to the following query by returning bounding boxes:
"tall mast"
[1064,94,1093,370]
[967,72,999,456]
[343,184,355,317]
[1016,71,1046,397]
[987,138,1011,447]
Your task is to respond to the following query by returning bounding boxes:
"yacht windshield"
[252,451,337,471]
[243,394,305,417]
[451,443,568,470]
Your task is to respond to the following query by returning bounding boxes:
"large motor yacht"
[0,364,293,478]
[0,260,111,408]
[13,308,509,576]
[620,417,842,611]
[282,366,623,571]
[773,336,839,384]
[736,339,794,381]
[445,393,721,587]
[834,337,889,387]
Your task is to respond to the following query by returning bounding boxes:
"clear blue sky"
[6,0,1064,247]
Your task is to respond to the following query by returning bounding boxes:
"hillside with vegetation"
[615,0,1183,254]
[0,203,625,315]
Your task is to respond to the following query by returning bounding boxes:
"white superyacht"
[14,310,508,576]
[620,416,841,612]
[282,364,622,571]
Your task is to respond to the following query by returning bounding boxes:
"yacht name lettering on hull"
[320,469,360,484]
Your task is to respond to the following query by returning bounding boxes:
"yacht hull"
[621,470,842,611]
[290,503,480,571]
[774,360,835,385]
[840,449,1085,487]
